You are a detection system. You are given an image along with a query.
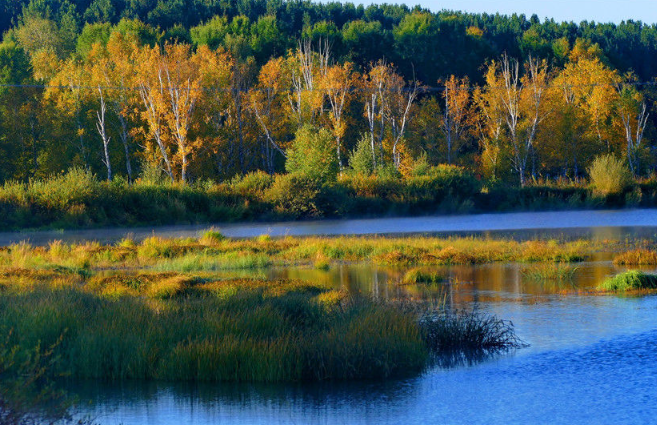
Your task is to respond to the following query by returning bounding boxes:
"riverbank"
[2,168,657,232]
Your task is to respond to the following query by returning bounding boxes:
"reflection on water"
[69,260,657,424]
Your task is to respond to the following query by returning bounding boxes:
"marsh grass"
[0,272,430,382]
[419,310,525,353]
[0,235,640,276]
[0,262,526,384]
[402,269,445,285]
[521,263,579,282]
[598,270,657,292]
[613,249,657,266]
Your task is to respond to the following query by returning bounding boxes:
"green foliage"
[266,173,323,218]
[349,135,375,176]
[286,125,339,183]
[598,270,657,292]
[402,268,445,285]
[588,154,633,196]
[231,171,274,194]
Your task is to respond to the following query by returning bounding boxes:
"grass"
[0,260,525,385]
[598,270,657,292]
[521,263,579,282]
[0,234,643,274]
[613,249,657,266]
[402,268,445,285]
[419,310,525,352]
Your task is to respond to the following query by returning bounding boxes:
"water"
[68,261,657,424]
[5,208,657,246]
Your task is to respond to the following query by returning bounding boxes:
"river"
[3,207,657,245]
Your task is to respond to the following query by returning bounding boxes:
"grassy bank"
[0,168,656,231]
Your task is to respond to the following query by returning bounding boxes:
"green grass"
[0,266,525,384]
[598,270,657,292]
[521,263,579,282]
[402,269,445,285]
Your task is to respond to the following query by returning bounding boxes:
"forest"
[1,0,657,228]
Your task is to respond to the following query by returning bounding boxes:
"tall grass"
[0,267,525,383]
[613,249,657,266]
[521,263,579,282]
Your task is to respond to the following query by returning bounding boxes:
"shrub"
[286,125,339,182]
[588,154,632,196]
[199,228,225,245]
[266,173,323,218]
[231,171,274,195]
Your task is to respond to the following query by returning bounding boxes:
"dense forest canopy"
[1,0,657,186]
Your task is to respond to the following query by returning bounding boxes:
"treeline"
[0,0,656,188]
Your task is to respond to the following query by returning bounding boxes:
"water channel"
[7,208,655,423]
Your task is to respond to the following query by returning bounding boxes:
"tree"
[251,56,289,174]
[321,61,356,171]
[286,124,339,182]
[616,81,649,175]
[484,54,551,186]
[441,75,470,165]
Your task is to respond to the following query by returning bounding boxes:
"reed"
[521,263,579,282]
[0,269,523,383]
[613,249,657,266]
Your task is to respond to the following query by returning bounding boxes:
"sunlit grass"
[598,270,657,292]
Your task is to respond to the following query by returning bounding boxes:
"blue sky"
[355,0,657,24]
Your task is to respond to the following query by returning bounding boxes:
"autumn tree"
[616,79,649,174]
[361,61,419,170]
[483,54,551,186]
[441,75,470,165]
[251,57,289,174]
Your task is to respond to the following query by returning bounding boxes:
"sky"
[356,0,657,24]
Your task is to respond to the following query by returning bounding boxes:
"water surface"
[5,208,657,246]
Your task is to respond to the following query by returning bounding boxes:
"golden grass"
[0,234,641,274]
[613,249,657,266]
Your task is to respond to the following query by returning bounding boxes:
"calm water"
[69,261,657,424]
[5,208,657,245]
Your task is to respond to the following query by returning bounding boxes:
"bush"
[286,125,339,182]
[231,171,274,195]
[266,173,323,218]
[588,154,632,196]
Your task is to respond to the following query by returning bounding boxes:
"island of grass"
[598,270,657,292]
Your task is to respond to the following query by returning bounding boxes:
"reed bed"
[0,233,641,273]
[0,264,525,384]
[613,249,657,266]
